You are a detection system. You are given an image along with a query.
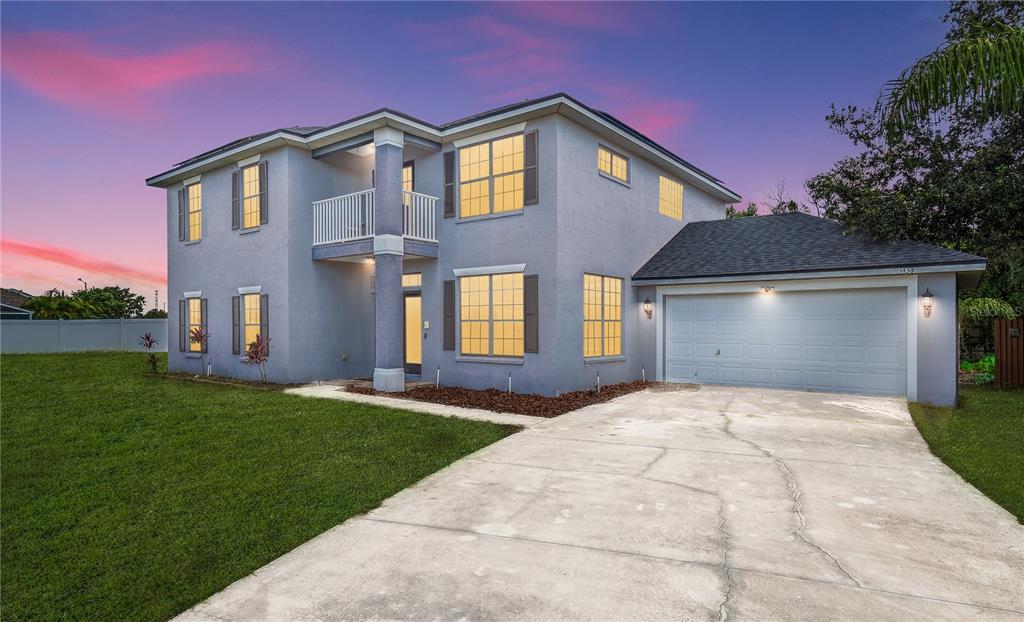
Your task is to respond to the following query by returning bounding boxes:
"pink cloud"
[587,83,696,142]
[1,31,261,117]
[1,238,166,286]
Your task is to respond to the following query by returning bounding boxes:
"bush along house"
[147,93,984,405]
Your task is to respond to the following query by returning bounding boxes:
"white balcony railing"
[313,189,438,247]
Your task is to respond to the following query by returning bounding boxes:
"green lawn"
[1,352,516,621]
[910,385,1024,523]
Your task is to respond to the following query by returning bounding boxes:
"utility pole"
[77,277,88,290]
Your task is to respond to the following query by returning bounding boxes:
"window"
[659,176,684,221]
[242,293,261,348]
[583,274,622,357]
[460,273,523,357]
[459,134,524,218]
[597,146,629,183]
[187,182,202,241]
[402,273,422,288]
[402,162,414,194]
[242,164,260,229]
[188,298,202,352]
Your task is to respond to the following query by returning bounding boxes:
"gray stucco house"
[146,93,984,406]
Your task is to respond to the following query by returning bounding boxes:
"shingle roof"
[633,212,985,281]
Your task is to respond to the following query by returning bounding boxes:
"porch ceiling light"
[921,288,934,317]
[761,286,775,294]
[643,298,653,319]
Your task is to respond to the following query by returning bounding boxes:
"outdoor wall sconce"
[921,288,934,318]
[761,286,775,294]
[643,298,653,319]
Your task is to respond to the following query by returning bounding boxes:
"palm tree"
[879,23,1024,138]
[23,290,101,319]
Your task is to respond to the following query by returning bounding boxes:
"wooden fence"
[994,318,1023,388]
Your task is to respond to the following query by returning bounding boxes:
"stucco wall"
[916,272,958,406]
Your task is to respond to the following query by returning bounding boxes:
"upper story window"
[459,134,524,218]
[242,164,261,229]
[402,162,414,193]
[460,272,524,357]
[583,274,622,358]
[597,145,629,184]
[187,183,202,241]
[658,175,684,221]
[402,273,422,288]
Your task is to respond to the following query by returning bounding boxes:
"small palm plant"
[189,327,210,375]
[243,334,271,383]
[139,332,159,374]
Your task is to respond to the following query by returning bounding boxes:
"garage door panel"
[665,289,906,396]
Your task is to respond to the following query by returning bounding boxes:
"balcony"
[312,189,439,260]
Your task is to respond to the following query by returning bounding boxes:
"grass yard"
[0,352,516,621]
[910,385,1024,523]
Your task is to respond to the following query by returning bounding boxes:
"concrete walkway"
[178,386,1024,621]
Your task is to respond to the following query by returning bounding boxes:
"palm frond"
[879,26,1024,138]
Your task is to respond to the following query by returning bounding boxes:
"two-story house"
[147,93,984,405]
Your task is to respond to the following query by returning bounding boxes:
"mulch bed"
[348,380,650,417]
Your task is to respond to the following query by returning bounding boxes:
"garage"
[664,288,907,395]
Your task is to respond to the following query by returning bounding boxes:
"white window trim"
[184,290,202,299]
[237,285,262,295]
[183,174,201,186]
[237,153,261,168]
[453,263,526,277]
[453,122,527,148]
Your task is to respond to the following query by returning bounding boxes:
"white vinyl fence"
[0,319,168,354]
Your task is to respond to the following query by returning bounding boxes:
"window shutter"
[524,130,538,205]
[178,299,186,352]
[260,293,269,353]
[443,151,455,218]
[524,275,538,353]
[177,189,186,241]
[443,280,455,351]
[200,298,209,353]
[258,160,269,225]
[231,170,240,230]
[232,296,240,355]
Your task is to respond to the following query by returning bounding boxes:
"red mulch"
[347,380,650,418]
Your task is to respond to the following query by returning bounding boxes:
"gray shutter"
[258,160,269,225]
[177,189,186,241]
[200,298,209,353]
[443,280,455,351]
[260,293,269,353]
[232,296,240,354]
[524,275,538,353]
[231,170,240,230]
[524,130,538,205]
[443,151,455,218]
[178,299,186,352]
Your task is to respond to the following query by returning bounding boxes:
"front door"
[404,293,422,374]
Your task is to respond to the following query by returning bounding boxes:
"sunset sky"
[1,1,949,308]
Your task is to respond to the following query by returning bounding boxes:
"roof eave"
[632,261,988,285]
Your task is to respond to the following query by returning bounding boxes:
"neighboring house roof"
[633,212,986,281]
[1,303,32,319]
[1,287,33,309]
[147,93,740,202]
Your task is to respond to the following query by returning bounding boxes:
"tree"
[761,183,811,215]
[72,286,146,319]
[23,290,101,319]
[142,308,168,319]
[807,2,1024,309]
[879,1,1024,138]
[726,203,758,219]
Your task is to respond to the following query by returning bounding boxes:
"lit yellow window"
[659,175,683,221]
[242,164,260,229]
[188,298,203,352]
[597,146,629,183]
[402,273,422,288]
[460,273,523,357]
[459,134,524,217]
[243,293,261,349]
[187,182,202,241]
[402,163,414,194]
[583,274,622,357]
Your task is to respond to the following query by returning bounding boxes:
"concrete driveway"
[179,386,1024,621]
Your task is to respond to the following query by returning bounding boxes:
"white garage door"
[664,288,906,395]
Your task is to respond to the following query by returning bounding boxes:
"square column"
[372,128,406,392]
